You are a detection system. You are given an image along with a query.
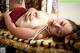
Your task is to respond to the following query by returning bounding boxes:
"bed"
[0,0,80,53]
[0,28,80,53]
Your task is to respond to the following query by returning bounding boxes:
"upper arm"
[9,0,26,9]
[3,11,47,39]
[10,27,37,39]
[3,11,36,39]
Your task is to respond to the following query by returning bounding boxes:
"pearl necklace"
[30,24,51,43]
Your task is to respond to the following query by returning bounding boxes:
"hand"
[2,11,12,17]
[26,8,37,16]
[26,8,37,20]
[2,11,13,22]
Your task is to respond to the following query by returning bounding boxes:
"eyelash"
[60,21,63,26]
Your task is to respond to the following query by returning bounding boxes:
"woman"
[2,7,80,40]
[1,0,80,39]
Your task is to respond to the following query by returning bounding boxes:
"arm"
[9,0,26,9]
[2,11,37,39]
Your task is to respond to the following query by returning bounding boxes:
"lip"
[51,22,53,26]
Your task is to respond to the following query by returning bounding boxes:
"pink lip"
[51,22,53,26]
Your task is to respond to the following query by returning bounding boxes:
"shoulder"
[47,13,57,18]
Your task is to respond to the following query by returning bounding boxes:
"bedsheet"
[0,29,80,53]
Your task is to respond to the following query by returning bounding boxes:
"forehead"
[54,18,71,23]
[61,19,72,34]
[55,18,72,34]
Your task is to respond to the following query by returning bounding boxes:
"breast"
[15,15,46,28]
[15,11,54,28]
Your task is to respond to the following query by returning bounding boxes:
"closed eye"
[57,28,62,35]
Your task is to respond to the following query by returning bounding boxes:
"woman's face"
[48,18,72,37]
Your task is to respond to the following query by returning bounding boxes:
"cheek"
[63,26,72,35]
[49,28,57,35]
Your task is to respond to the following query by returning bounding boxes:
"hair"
[66,19,80,33]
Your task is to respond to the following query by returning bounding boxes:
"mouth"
[51,22,53,26]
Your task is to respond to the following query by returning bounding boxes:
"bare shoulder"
[46,13,57,18]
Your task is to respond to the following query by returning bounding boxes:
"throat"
[45,26,52,37]
[31,25,52,40]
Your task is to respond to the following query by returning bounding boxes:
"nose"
[54,23,61,28]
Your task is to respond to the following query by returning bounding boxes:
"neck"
[31,25,51,40]
[45,26,52,37]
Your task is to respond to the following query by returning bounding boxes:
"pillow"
[65,30,80,50]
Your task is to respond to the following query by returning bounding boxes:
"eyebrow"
[60,21,67,27]
[56,21,67,35]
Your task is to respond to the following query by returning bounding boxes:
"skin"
[48,18,72,38]
[15,8,57,28]
[15,8,72,38]
[2,0,73,39]
[9,0,26,9]
[2,9,72,39]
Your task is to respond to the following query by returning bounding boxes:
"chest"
[15,13,53,28]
